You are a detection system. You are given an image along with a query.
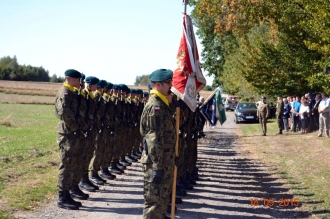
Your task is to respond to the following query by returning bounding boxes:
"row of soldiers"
[55,69,206,211]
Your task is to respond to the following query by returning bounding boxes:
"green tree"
[203,85,213,91]
[134,75,149,86]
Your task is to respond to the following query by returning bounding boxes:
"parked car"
[234,102,259,124]
[225,95,239,111]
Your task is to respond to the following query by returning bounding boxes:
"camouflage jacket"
[81,88,96,130]
[103,93,115,129]
[276,100,284,118]
[93,90,106,130]
[140,94,176,171]
[55,84,80,134]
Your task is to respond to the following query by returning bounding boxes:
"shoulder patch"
[64,92,69,96]
[154,106,160,111]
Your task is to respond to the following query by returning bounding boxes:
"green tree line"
[0,55,63,82]
[190,0,330,100]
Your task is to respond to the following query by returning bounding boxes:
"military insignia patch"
[154,106,160,111]
[64,92,68,96]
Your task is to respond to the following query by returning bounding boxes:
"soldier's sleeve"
[55,89,79,132]
[78,97,89,131]
[145,106,164,171]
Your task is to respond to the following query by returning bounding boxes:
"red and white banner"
[171,14,206,112]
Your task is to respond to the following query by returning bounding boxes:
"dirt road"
[15,112,311,219]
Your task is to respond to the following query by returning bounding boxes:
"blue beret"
[277,94,282,97]
[97,80,107,88]
[85,76,99,85]
[129,88,136,94]
[65,69,81,78]
[136,89,143,95]
[106,82,113,89]
[113,84,119,90]
[149,69,173,82]
[143,91,149,97]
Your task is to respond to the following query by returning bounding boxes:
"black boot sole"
[79,184,96,192]
[57,203,79,210]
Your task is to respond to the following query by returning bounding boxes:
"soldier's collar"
[63,82,79,93]
[150,90,169,106]
[84,88,94,99]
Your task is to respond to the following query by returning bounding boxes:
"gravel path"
[15,112,312,219]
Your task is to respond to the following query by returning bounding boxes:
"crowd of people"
[55,69,206,219]
[257,93,330,137]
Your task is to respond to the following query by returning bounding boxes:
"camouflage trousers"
[83,129,97,172]
[177,136,186,180]
[101,130,114,169]
[72,133,90,185]
[112,127,122,162]
[89,128,106,172]
[132,125,142,152]
[57,132,80,191]
[143,165,174,219]
[123,126,134,156]
[184,138,194,175]
[190,138,198,172]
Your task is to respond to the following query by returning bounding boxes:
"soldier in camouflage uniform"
[55,69,83,210]
[70,73,90,201]
[140,69,176,219]
[89,80,108,185]
[257,96,270,136]
[109,84,125,174]
[276,94,284,134]
[79,76,100,192]
[99,82,117,180]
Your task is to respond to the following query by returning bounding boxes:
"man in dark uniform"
[276,94,284,134]
[140,69,176,219]
[55,69,83,210]
[257,96,270,136]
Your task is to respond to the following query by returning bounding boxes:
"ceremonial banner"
[171,14,206,112]
[215,89,226,125]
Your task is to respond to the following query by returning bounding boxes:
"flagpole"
[171,104,180,219]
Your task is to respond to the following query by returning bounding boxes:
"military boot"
[119,157,131,166]
[176,188,187,196]
[177,180,193,190]
[79,173,96,192]
[90,171,105,185]
[186,172,197,185]
[65,190,82,207]
[70,184,89,200]
[57,190,79,210]
[117,161,127,170]
[125,154,137,162]
[100,168,116,180]
[131,151,140,160]
[109,162,124,174]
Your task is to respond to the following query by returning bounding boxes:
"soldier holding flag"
[140,69,176,219]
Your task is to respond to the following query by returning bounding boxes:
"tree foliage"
[190,0,330,100]
[0,56,50,82]
[134,75,149,86]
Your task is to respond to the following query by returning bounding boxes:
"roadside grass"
[238,120,330,218]
[0,103,59,216]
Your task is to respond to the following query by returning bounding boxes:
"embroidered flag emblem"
[154,106,160,111]
[64,92,69,96]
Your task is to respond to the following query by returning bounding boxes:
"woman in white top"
[299,98,310,134]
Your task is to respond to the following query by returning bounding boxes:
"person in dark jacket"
[282,98,291,132]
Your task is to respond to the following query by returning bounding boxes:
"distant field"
[0,80,215,103]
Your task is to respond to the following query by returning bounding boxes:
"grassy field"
[237,120,330,218]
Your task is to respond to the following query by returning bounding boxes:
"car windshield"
[237,103,257,109]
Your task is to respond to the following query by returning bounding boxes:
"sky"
[0,0,214,86]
